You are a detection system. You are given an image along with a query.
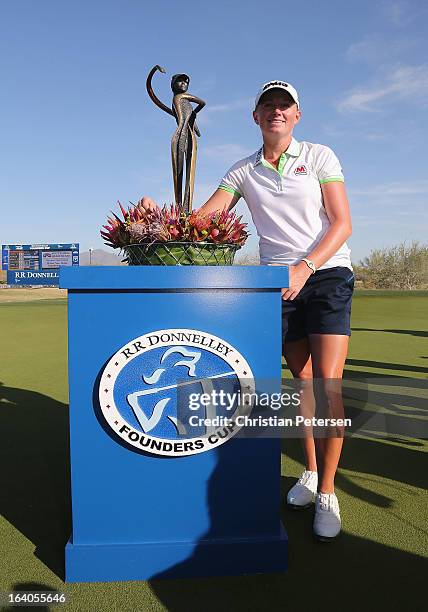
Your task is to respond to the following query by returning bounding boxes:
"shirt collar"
[253,137,300,166]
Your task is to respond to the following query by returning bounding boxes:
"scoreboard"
[2,243,79,286]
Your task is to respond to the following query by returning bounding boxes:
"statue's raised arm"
[146,65,174,117]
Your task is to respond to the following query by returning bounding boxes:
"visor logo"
[263,81,289,91]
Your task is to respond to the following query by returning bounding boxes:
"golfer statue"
[146,65,206,215]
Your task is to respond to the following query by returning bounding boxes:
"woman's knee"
[283,338,312,378]
[292,366,313,379]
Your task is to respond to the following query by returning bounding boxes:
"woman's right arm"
[137,189,240,215]
[197,188,240,215]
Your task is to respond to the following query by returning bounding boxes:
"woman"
[140,79,353,541]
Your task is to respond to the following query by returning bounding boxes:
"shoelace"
[318,494,331,511]
[297,471,316,486]
[318,493,339,514]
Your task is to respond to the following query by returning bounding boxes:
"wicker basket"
[123,242,239,266]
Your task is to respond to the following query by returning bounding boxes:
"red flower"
[100,201,249,249]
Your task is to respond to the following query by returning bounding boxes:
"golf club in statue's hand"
[146,65,205,215]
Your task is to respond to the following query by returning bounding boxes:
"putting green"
[0,294,426,611]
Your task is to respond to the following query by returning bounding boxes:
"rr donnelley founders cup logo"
[99,329,255,457]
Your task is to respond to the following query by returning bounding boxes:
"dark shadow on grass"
[345,375,427,439]
[2,582,61,611]
[346,357,428,375]
[282,425,426,502]
[344,372,428,391]
[352,328,428,338]
[149,486,427,612]
[282,439,394,509]
[149,422,427,611]
[286,363,425,381]
[359,433,424,446]
[279,371,427,492]
[338,435,427,490]
[0,383,70,581]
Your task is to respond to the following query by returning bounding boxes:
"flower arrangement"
[101,201,249,249]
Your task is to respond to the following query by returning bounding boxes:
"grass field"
[0,291,427,611]
[0,288,67,303]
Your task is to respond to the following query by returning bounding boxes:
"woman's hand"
[137,196,159,212]
[281,262,313,301]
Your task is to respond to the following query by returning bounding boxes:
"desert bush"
[235,252,260,265]
[358,242,428,289]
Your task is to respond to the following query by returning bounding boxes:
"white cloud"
[383,0,426,27]
[346,37,381,63]
[363,132,388,142]
[337,64,428,112]
[349,180,428,198]
[386,1,409,26]
[345,35,417,64]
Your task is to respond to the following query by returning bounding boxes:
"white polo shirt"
[219,138,352,270]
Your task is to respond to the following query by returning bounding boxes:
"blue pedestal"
[60,265,288,583]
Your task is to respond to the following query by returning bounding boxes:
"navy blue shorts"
[282,266,354,343]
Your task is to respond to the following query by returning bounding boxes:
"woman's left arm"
[308,181,352,268]
[282,181,352,300]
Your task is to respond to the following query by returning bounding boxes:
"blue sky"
[1,0,427,263]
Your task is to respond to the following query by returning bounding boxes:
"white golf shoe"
[313,492,341,541]
[286,470,318,509]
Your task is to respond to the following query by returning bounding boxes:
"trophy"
[146,65,206,215]
[101,65,248,265]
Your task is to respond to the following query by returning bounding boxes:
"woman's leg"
[283,337,317,472]
[308,334,349,493]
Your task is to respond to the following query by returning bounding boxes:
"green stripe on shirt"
[219,184,242,197]
[319,176,344,184]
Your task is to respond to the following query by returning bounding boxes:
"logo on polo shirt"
[98,328,255,457]
[294,165,307,175]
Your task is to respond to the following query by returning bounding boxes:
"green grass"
[0,296,427,611]
[354,289,428,297]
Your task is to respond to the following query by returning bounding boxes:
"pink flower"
[100,201,249,249]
